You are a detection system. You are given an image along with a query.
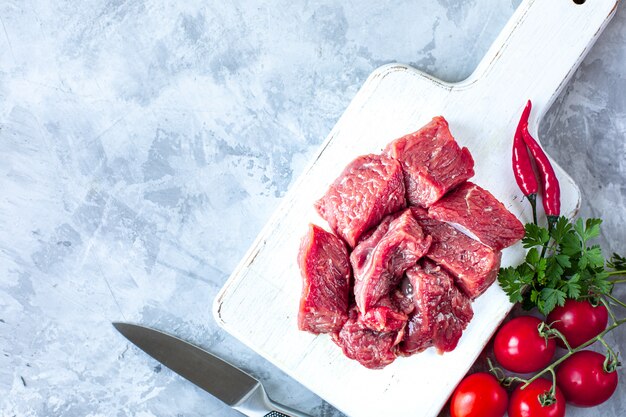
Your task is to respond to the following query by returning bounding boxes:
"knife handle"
[263,398,311,417]
[234,383,313,417]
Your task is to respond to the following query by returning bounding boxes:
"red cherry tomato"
[547,299,608,349]
[449,372,507,417]
[493,316,556,373]
[556,350,618,407]
[508,378,566,417]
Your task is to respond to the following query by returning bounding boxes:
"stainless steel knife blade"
[113,322,311,417]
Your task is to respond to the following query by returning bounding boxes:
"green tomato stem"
[601,297,619,326]
[548,367,557,400]
[487,357,505,382]
[488,357,529,387]
[598,336,620,373]
[549,326,574,352]
[521,317,626,390]
[606,293,626,310]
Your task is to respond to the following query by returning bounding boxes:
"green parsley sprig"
[498,216,626,315]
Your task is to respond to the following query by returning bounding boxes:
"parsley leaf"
[586,245,605,269]
[536,257,548,284]
[526,247,540,265]
[607,253,626,271]
[562,273,581,299]
[544,257,564,284]
[497,216,625,315]
[550,216,572,245]
[560,231,581,257]
[539,287,566,315]
[590,271,612,295]
[498,267,524,303]
[522,223,550,248]
[574,218,602,245]
[556,254,571,268]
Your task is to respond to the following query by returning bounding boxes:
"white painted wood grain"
[214,1,619,416]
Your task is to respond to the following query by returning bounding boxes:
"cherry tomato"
[449,372,507,417]
[547,299,608,349]
[493,316,556,373]
[556,350,618,407]
[508,378,566,417]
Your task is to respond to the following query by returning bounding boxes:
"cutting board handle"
[464,0,619,129]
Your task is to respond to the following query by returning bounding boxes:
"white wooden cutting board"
[214,1,619,416]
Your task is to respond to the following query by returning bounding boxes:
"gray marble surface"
[1,1,624,416]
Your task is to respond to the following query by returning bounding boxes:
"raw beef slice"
[400,260,473,355]
[428,182,525,251]
[315,154,406,248]
[333,307,401,369]
[384,116,474,207]
[351,208,432,313]
[411,207,501,299]
[297,224,351,334]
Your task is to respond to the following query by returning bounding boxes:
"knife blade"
[113,322,312,417]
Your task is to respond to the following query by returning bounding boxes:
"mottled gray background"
[1,0,624,416]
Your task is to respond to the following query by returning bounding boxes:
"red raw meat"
[384,116,474,207]
[297,224,351,334]
[428,182,525,250]
[411,207,501,299]
[400,260,473,355]
[360,290,415,332]
[351,209,432,313]
[361,305,407,333]
[333,307,402,369]
[315,154,406,248]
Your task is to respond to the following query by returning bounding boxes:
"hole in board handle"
[573,0,586,4]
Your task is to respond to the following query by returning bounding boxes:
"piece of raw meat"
[411,207,502,299]
[384,116,474,207]
[400,260,473,355]
[428,182,525,250]
[297,224,351,334]
[360,290,415,332]
[315,154,406,248]
[351,209,432,313]
[333,307,401,369]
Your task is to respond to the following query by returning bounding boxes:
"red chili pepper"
[521,122,561,230]
[512,100,539,224]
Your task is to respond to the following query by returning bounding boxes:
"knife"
[113,322,312,417]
